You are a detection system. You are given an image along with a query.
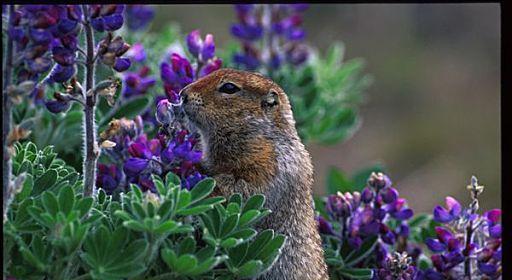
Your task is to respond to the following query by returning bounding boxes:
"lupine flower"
[317,172,414,272]
[425,177,502,279]
[96,163,123,194]
[186,30,216,63]
[97,33,131,73]
[125,5,155,31]
[10,5,81,86]
[89,5,125,32]
[122,66,156,98]
[316,216,335,235]
[160,30,222,105]
[121,43,155,99]
[375,252,419,280]
[161,53,194,94]
[230,4,310,72]
[98,116,205,193]
[433,196,462,223]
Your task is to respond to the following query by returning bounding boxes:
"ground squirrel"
[180,68,328,279]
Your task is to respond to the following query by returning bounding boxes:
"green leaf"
[228,228,257,240]
[161,248,177,271]
[176,254,198,274]
[339,268,374,279]
[58,185,75,215]
[189,256,224,276]
[327,167,353,194]
[243,194,265,212]
[76,197,93,217]
[123,220,146,232]
[245,229,274,260]
[41,191,59,216]
[409,213,431,228]
[154,220,178,235]
[130,184,143,201]
[33,169,58,195]
[190,178,215,203]
[229,193,242,206]
[221,214,240,237]
[16,173,34,201]
[237,260,264,278]
[254,234,286,263]
[238,209,260,228]
[221,237,240,249]
[153,175,166,196]
[178,236,196,255]
[165,172,181,187]
[177,205,212,216]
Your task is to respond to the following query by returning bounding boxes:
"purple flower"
[52,46,75,66]
[433,196,462,223]
[45,99,70,114]
[122,66,156,98]
[186,30,203,58]
[89,5,125,32]
[185,30,217,63]
[160,53,194,93]
[96,163,123,194]
[230,4,310,71]
[230,23,263,41]
[123,158,149,177]
[316,216,334,235]
[182,171,206,190]
[199,58,222,78]
[48,64,75,83]
[361,187,374,203]
[126,42,147,63]
[113,57,131,72]
[368,172,392,190]
[125,5,155,31]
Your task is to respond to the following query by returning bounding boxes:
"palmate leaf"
[81,226,147,279]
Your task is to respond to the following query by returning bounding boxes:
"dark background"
[148,4,500,212]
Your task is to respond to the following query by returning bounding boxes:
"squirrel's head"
[180,68,295,135]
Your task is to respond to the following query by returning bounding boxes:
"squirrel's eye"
[218,82,240,94]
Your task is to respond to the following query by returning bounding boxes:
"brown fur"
[181,68,328,279]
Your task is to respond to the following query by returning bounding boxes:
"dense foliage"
[3,4,501,280]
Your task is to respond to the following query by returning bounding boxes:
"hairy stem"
[82,5,98,197]
[3,5,15,222]
[464,187,480,280]
[464,220,474,279]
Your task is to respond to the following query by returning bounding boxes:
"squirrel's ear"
[262,90,279,109]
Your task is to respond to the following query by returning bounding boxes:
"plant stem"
[464,220,474,280]
[81,5,98,197]
[3,5,15,222]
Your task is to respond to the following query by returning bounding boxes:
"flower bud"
[201,34,215,61]
[186,30,202,57]
[361,187,374,203]
[368,172,392,190]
